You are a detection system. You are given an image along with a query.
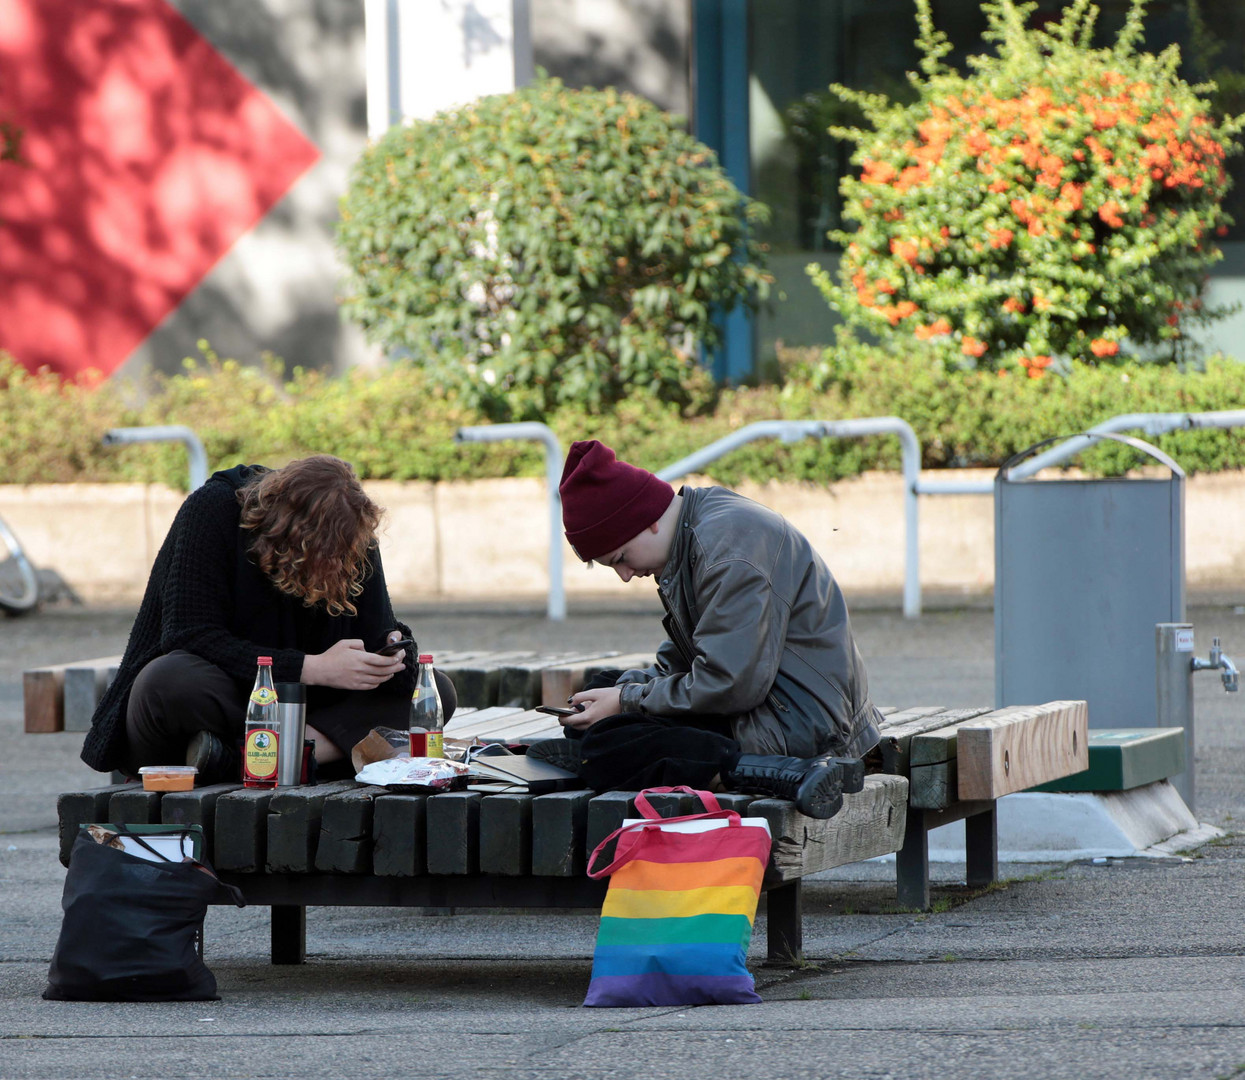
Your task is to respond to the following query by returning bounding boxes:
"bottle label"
[250,687,278,706]
[244,728,279,780]
[409,730,444,758]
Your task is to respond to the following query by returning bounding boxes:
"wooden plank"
[908,710,1015,809]
[24,655,124,733]
[315,786,390,874]
[62,658,122,733]
[496,652,624,709]
[908,723,964,811]
[426,792,483,874]
[266,780,358,873]
[372,793,429,876]
[22,668,64,733]
[458,710,565,744]
[161,783,242,859]
[909,761,957,811]
[715,793,756,815]
[909,725,960,769]
[876,706,948,732]
[438,651,539,709]
[57,783,135,866]
[442,706,525,737]
[538,652,655,705]
[479,793,533,876]
[584,791,636,872]
[108,787,161,825]
[539,652,621,707]
[877,707,993,776]
[644,791,696,818]
[584,653,658,681]
[446,710,564,746]
[506,720,564,743]
[531,790,595,877]
[750,774,909,883]
[214,788,276,872]
[958,701,1089,801]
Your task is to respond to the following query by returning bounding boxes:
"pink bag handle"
[633,786,723,818]
[586,787,741,880]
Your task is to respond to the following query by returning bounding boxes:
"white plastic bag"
[354,755,469,791]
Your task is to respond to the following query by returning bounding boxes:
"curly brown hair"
[238,456,382,617]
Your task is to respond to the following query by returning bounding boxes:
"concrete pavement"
[3,601,1245,1080]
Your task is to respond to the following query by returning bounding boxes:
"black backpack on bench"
[44,825,245,1002]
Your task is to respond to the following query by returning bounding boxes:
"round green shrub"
[336,75,770,420]
[810,0,1245,375]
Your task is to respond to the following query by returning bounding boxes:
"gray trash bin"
[994,433,1185,727]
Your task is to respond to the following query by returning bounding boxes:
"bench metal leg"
[765,880,803,966]
[271,905,306,965]
[896,806,931,911]
[965,802,998,888]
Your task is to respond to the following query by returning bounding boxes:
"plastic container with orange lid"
[138,765,198,792]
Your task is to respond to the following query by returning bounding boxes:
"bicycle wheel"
[0,513,40,615]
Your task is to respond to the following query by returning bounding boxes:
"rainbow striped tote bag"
[583,787,772,1007]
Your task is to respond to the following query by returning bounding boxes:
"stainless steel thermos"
[273,682,307,786]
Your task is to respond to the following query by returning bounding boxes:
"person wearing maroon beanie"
[533,440,883,819]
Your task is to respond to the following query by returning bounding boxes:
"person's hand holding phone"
[302,638,405,689]
[560,686,622,731]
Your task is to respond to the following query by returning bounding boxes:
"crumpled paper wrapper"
[350,727,409,774]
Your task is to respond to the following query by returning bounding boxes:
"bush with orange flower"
[809,0,1245,375]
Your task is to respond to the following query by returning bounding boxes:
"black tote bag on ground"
[44,827,245,1002]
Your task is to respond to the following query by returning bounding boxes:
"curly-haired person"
[81,456,454,781]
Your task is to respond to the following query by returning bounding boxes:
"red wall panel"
[0,0,321,378]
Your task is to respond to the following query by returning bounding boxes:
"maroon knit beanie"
[559,440,675,562]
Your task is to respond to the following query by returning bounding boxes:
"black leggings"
[123,650,457,775]
[578,714,742,792]
[568,668,741,791]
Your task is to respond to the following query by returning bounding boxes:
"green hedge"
[2,345,1244,490]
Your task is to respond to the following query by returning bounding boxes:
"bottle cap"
[257,656,273,665]
[418,654,434,663]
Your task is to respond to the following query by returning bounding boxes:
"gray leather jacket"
[616,486,882,759]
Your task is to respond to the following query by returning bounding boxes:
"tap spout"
[1194,636,1239,692]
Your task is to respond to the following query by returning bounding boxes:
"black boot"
[816,755,866,794]
[185,731,240,785]
[723,754,844,819]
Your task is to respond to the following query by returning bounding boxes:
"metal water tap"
[1192,637,1239,693]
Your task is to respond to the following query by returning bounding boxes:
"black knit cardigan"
[81,465,416,773]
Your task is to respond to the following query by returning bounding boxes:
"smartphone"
[376,637,414,657]
[536,705,583,717]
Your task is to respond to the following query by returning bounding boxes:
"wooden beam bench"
[877,701,1089,909]
[23,650,654,733]
[56,767,910,967]
[23,656,122,733]
[52,698,1089,977]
